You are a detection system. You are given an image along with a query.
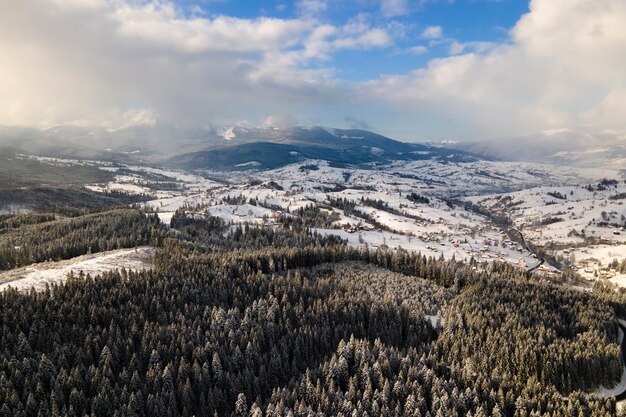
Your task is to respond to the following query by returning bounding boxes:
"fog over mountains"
[0,124,477,169]
[456,128,626,170]
[0,123,623,170]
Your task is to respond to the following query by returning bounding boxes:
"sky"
[1,0,625,141]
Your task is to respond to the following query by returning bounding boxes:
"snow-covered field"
[468,184,626,245]
[0,247,154,292]
[193,161,542,265]
[64,157,620,273]
[469,178,626,285]
[26,154,620,279]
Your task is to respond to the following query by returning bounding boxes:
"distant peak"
[105,110,157,133]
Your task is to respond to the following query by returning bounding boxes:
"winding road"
[508,228,546,273]
[614,321,626,400]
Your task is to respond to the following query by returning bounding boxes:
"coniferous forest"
[1,207,626,416]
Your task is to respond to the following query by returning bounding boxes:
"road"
[615,321,626,400]
[508,228,546,273]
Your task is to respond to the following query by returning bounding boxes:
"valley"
[1,140,625,416]
[28,153,620,288]
[4,1,626,414]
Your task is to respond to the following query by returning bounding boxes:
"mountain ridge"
[3,123,624,170]
[0,124,481,170]
[163,126,480,170]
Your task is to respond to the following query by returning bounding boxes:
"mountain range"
[0,123,623,171]
[0,124,478,170]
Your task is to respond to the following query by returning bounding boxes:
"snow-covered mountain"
[0,124,480,169]
[164,126,480,170]
[211,126,416,150]
[8,123,625,171]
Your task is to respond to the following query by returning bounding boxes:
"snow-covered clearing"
[85,182,149,195]
[156,211,176,226]
[610,274,626,288]
[570,245,626,284]
[206,204,274,225]
[0,247,154,292]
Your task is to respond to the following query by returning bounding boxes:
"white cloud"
[113,4,307,53]
[380,0,409,17]
[0,0,390,129]
[448,41,465,55]
[2,0,626,141]
[261,114,300,128]
[448,41,496,55]
[297,0,327,15]
[408,45,429,55]
[332,28,392,50]
[363,0,626,138]
[419,25,443,39]
[255,17,393,64]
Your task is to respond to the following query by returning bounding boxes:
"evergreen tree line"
[167,209,345,254]
[0,209,625,416]
[0,255,451,416]
[0,209,159,270]
[435,277,622,394]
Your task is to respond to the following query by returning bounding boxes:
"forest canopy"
[0,206,624,416]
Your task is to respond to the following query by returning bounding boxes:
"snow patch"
[0,247,154,292]
[235,161,262,168]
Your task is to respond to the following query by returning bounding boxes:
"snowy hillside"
[470,178,626,284]
[10,151,623,289]
[58,156,617,282]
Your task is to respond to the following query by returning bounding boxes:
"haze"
[2,0,626,141]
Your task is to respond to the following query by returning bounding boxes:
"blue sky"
[178,0,529,81]
[1,0,625,141]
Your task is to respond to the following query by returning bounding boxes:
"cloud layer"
[1,0,626,140]
[0,0,387,128]
[364,0,626,138]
